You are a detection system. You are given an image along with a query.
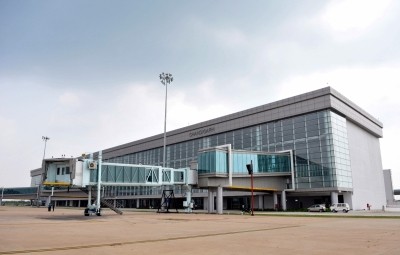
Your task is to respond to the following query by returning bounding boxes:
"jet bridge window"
[56,166,69,175]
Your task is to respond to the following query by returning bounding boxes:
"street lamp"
[246,160,254,216]
[159,72,173,168]
[42,136,50,160]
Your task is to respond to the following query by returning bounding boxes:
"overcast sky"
[1,0,399,190]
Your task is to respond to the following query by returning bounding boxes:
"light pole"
[159,73,173,168]
[42,136,50,160]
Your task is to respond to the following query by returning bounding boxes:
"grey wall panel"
[347,120,386,210]
[383,169,395,205]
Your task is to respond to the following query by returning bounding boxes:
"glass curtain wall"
[106,110,352,191]
[198,150,291,174]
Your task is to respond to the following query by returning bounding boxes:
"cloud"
[0,116,16,142]
[320,0,394,41]
[59,92,81,108]
[276,64,400,114]
[1,1,400,190]
[213,27,249,49]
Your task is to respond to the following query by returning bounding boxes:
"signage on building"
[189,127,215,138]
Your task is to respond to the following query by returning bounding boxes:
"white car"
[330,203,350,213]
[307,204,326,212]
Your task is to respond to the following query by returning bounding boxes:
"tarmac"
[1,206,400,255]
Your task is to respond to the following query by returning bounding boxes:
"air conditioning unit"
[88,161,97,170]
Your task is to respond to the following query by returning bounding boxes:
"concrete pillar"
[216,186,223,214]
[258,195,264,210]
[136,199,140,209]
[69,200,73,207]
[114,199,117,208]
[343,192,353,209]
[78,200,81,208]
[331,191,339,205]
[281,191,287,211]
[273,192,278,210]
[208,188,215,213]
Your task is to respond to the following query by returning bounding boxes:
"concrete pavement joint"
[0,225,300,254]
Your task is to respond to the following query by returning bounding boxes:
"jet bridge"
[42,151,198,215]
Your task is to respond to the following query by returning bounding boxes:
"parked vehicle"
[330,203,350,213]
[307,204,326,212]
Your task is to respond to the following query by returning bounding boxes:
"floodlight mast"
[42,136,50,160]
[159,73,173,168]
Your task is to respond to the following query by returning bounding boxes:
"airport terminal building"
[30,87,390,211]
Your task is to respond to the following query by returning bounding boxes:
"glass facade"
[106,110,352,190]
[197,150,291,175]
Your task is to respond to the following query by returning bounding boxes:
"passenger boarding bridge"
[0,145,296,214]
[42,151,198,215]
[39,145,294,215]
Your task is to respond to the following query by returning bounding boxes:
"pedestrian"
[52,203,55,211]
[47,203,51,212]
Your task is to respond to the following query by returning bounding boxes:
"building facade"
[31,87,388,211]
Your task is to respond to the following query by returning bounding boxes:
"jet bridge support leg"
[87,186,92,205]
[184,185,193,213]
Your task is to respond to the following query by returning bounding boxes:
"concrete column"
[258,195,264,210]
[136,199,140,209]
[208,188,215,213]
[78,200,81,208]
[343,192,353,209]
[273,192,278,210]
[281,191,287,211]
[69,200,73,207]
[114,199,117,208]
[331,191,339,205]
[216,186,223,214]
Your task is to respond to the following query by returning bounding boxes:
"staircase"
[99,198,123,215]
[79,187,123,215]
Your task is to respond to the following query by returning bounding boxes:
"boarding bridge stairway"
[79,187,123,215]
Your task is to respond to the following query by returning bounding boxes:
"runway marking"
[0,225,300,254]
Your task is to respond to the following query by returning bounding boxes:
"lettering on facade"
[189,127,215,138]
